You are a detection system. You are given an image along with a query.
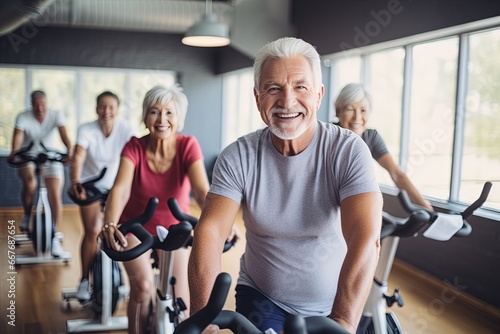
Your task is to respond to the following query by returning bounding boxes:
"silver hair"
[142,84,188,132]
[253,37,322,91]
[334,83,373,114]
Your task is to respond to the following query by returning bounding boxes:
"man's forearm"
[330,241,380,333]
[188,226,224,314]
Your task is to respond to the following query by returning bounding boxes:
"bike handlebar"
[103,198,193,262]
[383,182,492,239]
[284,314,349,334]
[167,198,235,253]
[9,141,68,167]
[69,167,109,206]
[175,272,349,334]
[173,273,235,334]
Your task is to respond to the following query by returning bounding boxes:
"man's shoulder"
[16,109,32,120]
[319,121,358,142]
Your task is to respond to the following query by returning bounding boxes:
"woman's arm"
[67,145,87,199]
[187,159,210,208]
[377,153,433,211]
[101,156,135,250]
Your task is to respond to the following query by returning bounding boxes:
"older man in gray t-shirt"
[188,37,383,334]
[210,121,380,315]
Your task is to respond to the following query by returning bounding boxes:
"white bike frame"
[361,236,403,334]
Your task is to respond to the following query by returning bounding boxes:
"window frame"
[324,16,500,217]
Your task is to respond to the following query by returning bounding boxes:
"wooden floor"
[1,205,499,334]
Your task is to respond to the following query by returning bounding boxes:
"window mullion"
[449,34,469,202]
[399,45,413,172]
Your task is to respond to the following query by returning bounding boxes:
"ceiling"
[1,0,236,35]
[0,0,294,57]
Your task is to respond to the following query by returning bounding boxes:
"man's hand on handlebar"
[101,223,128,251]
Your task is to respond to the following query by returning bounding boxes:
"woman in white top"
[68,91,134,301]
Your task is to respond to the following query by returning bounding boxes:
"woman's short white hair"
[253,37,322,91]
[142,84,188,132]
[334,83,373,114]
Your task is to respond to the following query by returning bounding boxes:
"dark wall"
[293,0,500,55]
[0,26,252,74]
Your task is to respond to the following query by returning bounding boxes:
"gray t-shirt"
[209,121,380,316]
[362,129,389,161]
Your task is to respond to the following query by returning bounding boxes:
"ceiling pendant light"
[182,0,230,47]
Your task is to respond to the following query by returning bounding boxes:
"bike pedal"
[384,288,404,307]
[176,297,187,311]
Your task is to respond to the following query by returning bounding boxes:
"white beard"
[268,107,308,140]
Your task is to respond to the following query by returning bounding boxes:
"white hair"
[253,37,322,91]
[142,84,188,131]
[334,83,373,114]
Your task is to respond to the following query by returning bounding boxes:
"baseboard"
[393,259,500,322]
[0,204,79,213]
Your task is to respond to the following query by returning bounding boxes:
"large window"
[462,29,500,209]
[0,66,176,154]
[408,38,458,200]
[0,68,25,150]
[366,48,405,187]
[324,24,500,212]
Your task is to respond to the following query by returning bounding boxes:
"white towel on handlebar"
[423,213,463,241]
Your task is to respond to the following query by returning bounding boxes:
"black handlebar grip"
[398,190,433,215]
[102,197,159,261]
[154,221,193,252]
[168,197,236,253]
[168,197,198,226]
[284,314,308,334]
[173,272,232,334]
[69,168,108,206]
[461,181,492,220]
[213,310,264,334]
[104,223,155,261]
[303,316,350,334]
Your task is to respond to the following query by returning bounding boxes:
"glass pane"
[330,56,361,105]
[222,68,264,149]
[32,69,77,149]
[366,48,405,187]
[0,68,26,152]
[462,28,500,209]
[127,71,176,137]
[408,38,458,199]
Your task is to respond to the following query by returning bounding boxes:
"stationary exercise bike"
[357,181,492,334]
[62,168,128,333]
[103,197,235,334]
[8,141,71,265]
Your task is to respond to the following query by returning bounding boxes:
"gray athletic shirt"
[362,129,389,161]
[209,121,380,316]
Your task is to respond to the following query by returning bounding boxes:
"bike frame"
[361,236,402,334]
[16,162,71,265]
